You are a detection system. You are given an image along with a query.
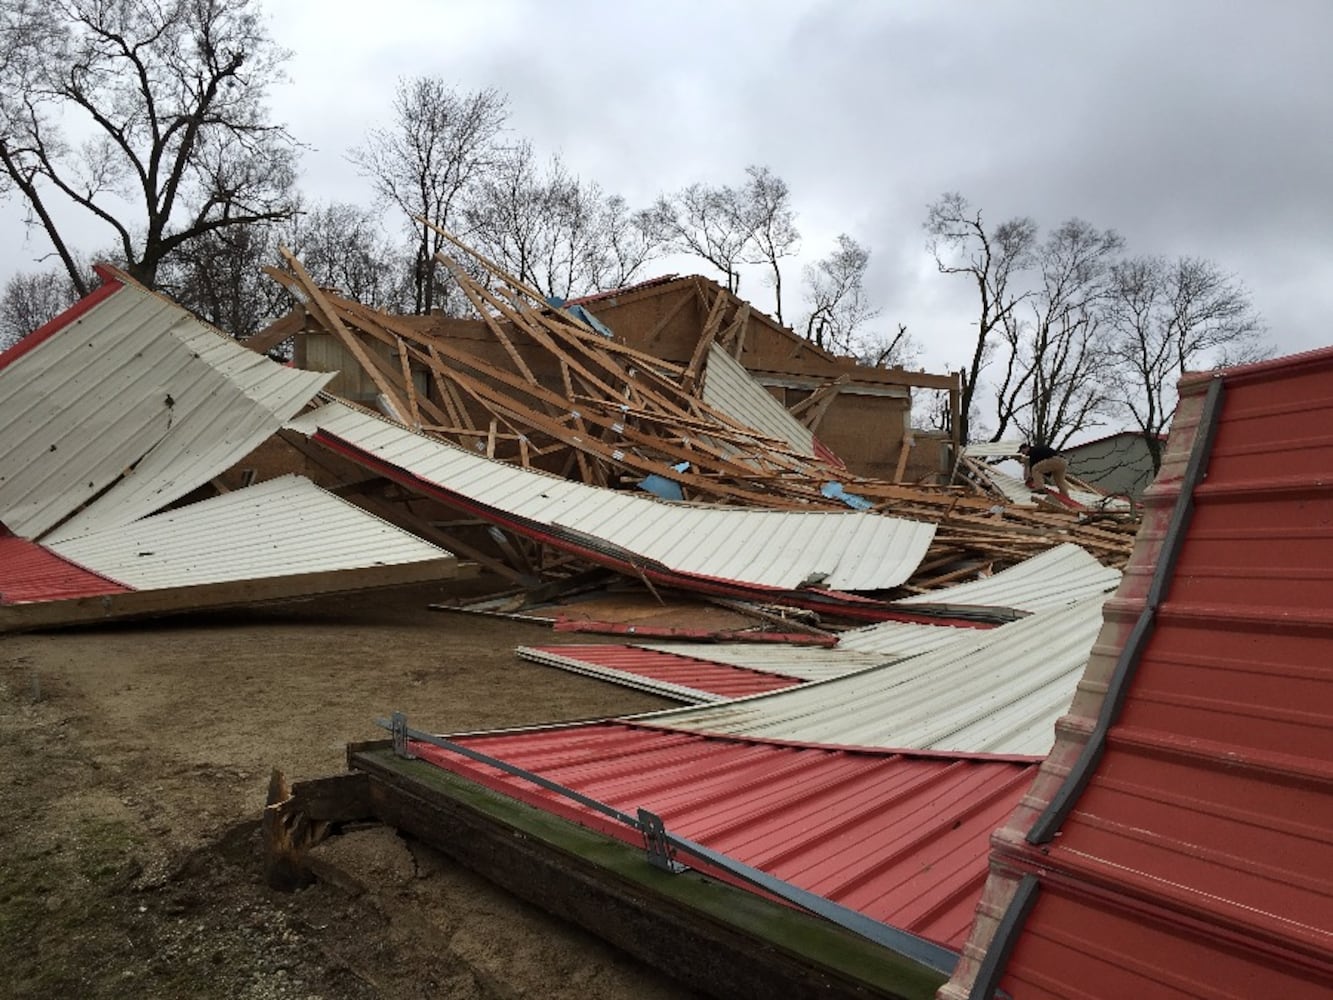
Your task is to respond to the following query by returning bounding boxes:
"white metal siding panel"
[0,283,331,541]
[702,346,816,456]
[832,619,986,655]
[631,597,1109,755]
[516,647,725,703]
[286,402,936,591]
[982,465,1130,511]
[48,475,449,590]
[0,290,173,537]
[636,643,905,680]
[895,543,1121,611]
[962,441,1027,458]
[517,632,973,703]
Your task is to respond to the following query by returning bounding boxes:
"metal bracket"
[390,711,415,759]
[638,808,685,873]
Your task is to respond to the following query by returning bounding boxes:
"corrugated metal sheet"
[0,531,131,604]
[286,401,936,592]
[0,278,330,541]
[980,464,1131,511]
[517,645,803,702]
[895,542,1121,611]
[637,642,904,680]
[943,351,1333,999]
[517,631,967,703]
[408,721,1039,950]
[961,441,1027,458]
[702,346,817,457]
[48,475,449,591]
[518,548,1117,703]
[835,619,986,655]
[632,597,1109,756]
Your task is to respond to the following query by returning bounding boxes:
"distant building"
[1063,431,1163,499]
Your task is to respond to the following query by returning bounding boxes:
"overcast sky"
[4,0,1331,408]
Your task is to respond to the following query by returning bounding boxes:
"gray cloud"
[5,0,1330,374]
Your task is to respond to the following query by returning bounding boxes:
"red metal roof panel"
[0,531,131,604]
[519,644,803,700]
[941,350,1333,998]
[407,721,1038,950]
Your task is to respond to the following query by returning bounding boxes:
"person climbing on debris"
[1018,442,1072,499]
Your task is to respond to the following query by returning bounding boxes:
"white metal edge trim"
[514,646,718,703]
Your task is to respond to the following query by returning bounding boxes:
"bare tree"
[595,194,662,292]
[1105,254,1266,471]
[739,165,799,324]
[799,234,879,353]
[0,267,82,349]
[284,201,410,311]
[0,0,300,295]
[465,143,659,300]
[862,323,920,369]
[349,80,507,314]
[924,192,1037,444]
[156,220,285,338]
[651,181,752,292]
[993,219,1124,446]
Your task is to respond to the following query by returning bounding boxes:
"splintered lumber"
[268,227,1139,588]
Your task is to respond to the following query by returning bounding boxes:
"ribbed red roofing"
[942,350,1333,998]
[408,721,1038,950]
[524,644,803,699]
[0,531,131,604]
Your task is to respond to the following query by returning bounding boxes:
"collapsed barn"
[7,233,1317,1000]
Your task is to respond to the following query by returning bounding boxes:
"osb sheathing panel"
[591,279,832,372]
[814,394,910,472]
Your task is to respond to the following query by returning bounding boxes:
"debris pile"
[261,226,1139,605]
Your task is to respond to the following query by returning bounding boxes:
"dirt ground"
[0,576,716,999]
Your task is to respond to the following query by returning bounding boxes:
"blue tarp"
[821,481,875,511]
[547,296,616,338]
[637,461,691,501]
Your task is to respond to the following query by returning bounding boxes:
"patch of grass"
[0,815,146,996]
[71,817,141,885]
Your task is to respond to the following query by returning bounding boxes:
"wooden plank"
[558,361,595,484]
[720,302,751,359]
[397,338,421,428]
[803,380,843,434]
[787,376,845,418]
[270,253,411,421]
[422,218,597,334]
[437,256,542,384]
[893,432,913,484]
[241,308,306,355]
[314,299,457,430]
[681,287,729,394]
